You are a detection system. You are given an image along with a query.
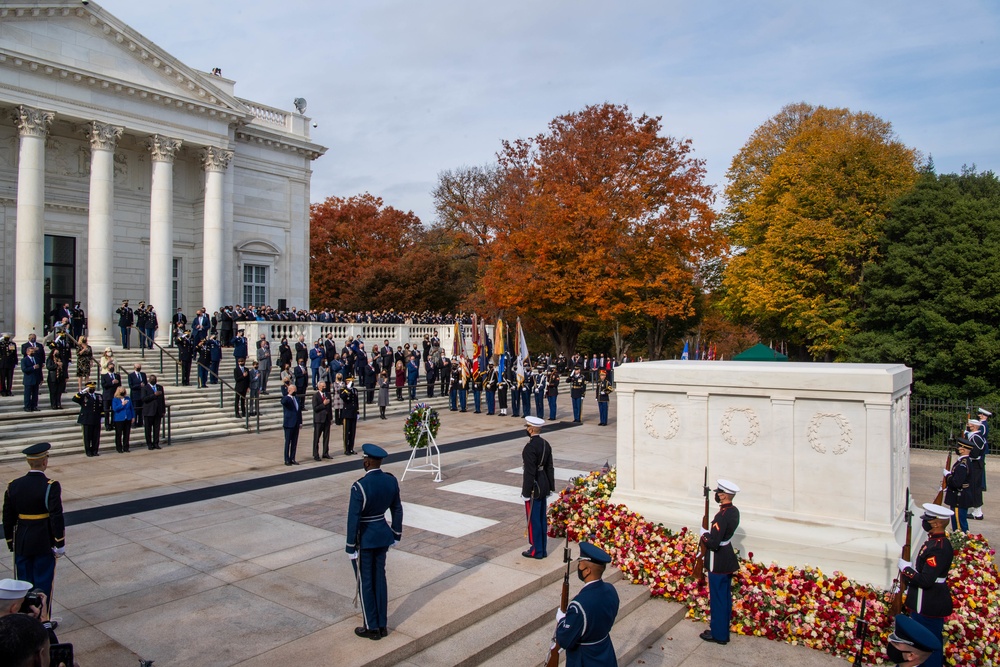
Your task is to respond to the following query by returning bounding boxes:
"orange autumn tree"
[436,103,720,357]
[720,104,920,359]
[309,193,423,309]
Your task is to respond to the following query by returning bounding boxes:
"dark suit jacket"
[141,384,166,418]
[128,371,147,402]
[293,365,309,393]
[312,390,332,424]
[20,342,44,365]
[282,393,302,428]
[21,354,42,386]
[234,365,250,394]
[101,372,121,401]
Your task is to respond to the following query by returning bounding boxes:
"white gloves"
[699,527,709,537]
[348,552,358,561]
[898,559,912,572]
[53,547,65,558]
[555,608,566,623]
[391,541,399,548]
[521,496,531,502]
[943,469,951,476]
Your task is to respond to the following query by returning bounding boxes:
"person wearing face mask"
[72,381,103,457]
[340,378,360,455]
[898,503,953,667]
[699,479,740,646]
[520,416,555,559]
[943,438,974,533]
[553,542,619,666]
[886,613,940,666]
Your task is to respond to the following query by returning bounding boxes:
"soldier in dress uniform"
[699,479,740,646]
[71,301,85,339]
[532,365,547,417]
[886,613,941,667]
[520,369,533,417]
[484,362,498,415]
[2,443,65,613]
[448,359,461,411]
[569,367,587,423]
[595,369,614,426]
[72,381,103,457]
[520,416,555,559]
[471,366,484,414]
[943,438,974,532]
[116,299,134,349]
[340,378,360,455]
[346,444,403,640]
[0,333,17,397]
[899,503,954,667]
[176,329,194,386]
[966,417,987,521]
[972,407,991,521]
[554,542,620,667]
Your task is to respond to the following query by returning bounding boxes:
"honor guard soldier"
[2,443,65,613]
[340,379,359,455]
[532,365,547,417]
[71,302,85,339]
[554,542,620,666]
[965,418,987,521]
[899,503,954,667]
[569,368,587,422]
[595,369,613,426]
[449,360,461,411]
[346,444,403,640]
[700,479,740,646]
[72,381,103,457]
[520,416,555,559]
[471,367,484,413]
[520,368,533,417]
[943,438,973,532]
[176,329,194,386]
[115,299,134,349]
[484,362,498,415]
[972,407,991,520]
[0,333,17,397]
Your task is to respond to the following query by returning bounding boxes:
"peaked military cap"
[85,381,97,388]
[920,503,953,521]
[714,479,740,495]
[578,542,612,564]
[525,416,545,427]
[890,614,941,653]
[22,442,51,460]
[361,443,388,459]
[956,437,973,449]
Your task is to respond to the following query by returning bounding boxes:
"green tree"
[847,168,1000,401]
[720,104,920,359]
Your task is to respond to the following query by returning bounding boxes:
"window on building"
[44,235,76,331]
[172,258,180,312]
[243,264,267,307]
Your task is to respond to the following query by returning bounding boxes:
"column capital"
[82,121,124,151]
[146,134,183,163]
[10,105,54,138]
[201,146,234,173]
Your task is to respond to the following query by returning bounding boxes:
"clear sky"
[97,0,999,225]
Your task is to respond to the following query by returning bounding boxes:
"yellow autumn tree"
[720,104,920,359]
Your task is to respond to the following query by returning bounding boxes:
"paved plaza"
[0,401,994,666]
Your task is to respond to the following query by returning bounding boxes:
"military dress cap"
[956,437,973,449]
[361,443,388,459]
[525,416,545,427]
[22,442,51,459]
[122,299,128,304]
[978,407,992,416]
[920,503,953,521]
[967,419,982,427]
[714,479,740,495]
[85,381,97,388]
[891,613,941,652]
[578,542,612,564]
[0,579,32,600]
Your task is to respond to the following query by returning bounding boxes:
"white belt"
[360,517,383,523]
[719,539,731,546]
[580,634,610,646]
[935,577,947,583]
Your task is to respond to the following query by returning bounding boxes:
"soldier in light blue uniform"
[346,443,403,640]
[555,542,620,666]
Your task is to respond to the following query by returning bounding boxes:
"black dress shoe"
[291,460,300,465]
[284,461,292,466]
[322,455,333,459]
[313,456,321,461]
[354,627,381,640]
[378,627,388,637]
[699,629,728,645]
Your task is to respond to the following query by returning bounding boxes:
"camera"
[19,589,42,614]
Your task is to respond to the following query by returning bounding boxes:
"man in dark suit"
[282,384,302,465]
[2,442,66,610]
[20,334,44,366]
[234,358,250,418]
[141,375,166,450]
[116,299,134,349]
[20,345,43,412]
[127,363,147,428]
[49,302,72,330]
[192,308,210,344]
[100,363,121,431]
[72,381,103,456]
[295,335,309,365]
[312,380,333,460]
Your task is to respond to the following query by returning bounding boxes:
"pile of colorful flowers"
[403,403,440,448]
[548,468,1000,664]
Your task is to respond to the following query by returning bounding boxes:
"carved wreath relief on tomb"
[720,407,760,447]
[643,403,680,440]
[807,412,852,455]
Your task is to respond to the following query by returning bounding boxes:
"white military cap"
[967,419,982,427]
[714,479,740,495]
[977,408,992,416]
[0,579,32,600]
[525,416,545,427]
[920,503,953,521]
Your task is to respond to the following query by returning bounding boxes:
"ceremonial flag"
[495,318,506,377]
[471,314,481,375]
[452,321,461,358]
[515,317,529,384]
[479,317,489,373]
[681,340,689,360]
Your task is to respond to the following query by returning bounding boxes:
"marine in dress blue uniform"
[700,479,740,645]
[346,444,403,640]
[899,503,953,667]
[887,613,941,666]
[554,542,620,666]
[521,416,555,559]
[2,443,65,613]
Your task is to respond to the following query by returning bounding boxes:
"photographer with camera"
[0,578,77,665]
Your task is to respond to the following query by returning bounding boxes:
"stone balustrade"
[240,321,494,356]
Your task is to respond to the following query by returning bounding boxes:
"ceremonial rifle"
[543,544,572,667]
[933,432,954,506]
[692,466,709,586]
[888,486,911,616]
[853,596,869,666]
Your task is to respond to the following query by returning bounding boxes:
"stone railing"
[239,322,493,356]
[239,99,288,128]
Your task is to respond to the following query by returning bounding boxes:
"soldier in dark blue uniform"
[569,368,587,423]
[2,443,65,614]
[72,381,103,457]
[899,502,953,667]
[965,418,987,521]
[887,613,941,667]
[346,444,403,640]
[340,379,359,455]
[595,369,613,426]
[944,438,973,532]
[699,479,740,645]
[972,407,991,520]
[554,542,620,666]
[116,299,133,349]
[521,416,555,559]
[484,363,498,415]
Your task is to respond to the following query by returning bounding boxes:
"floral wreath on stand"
[404,403,440,448]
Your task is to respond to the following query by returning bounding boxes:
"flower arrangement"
[548,468,1000,665]
[403,403,440,448]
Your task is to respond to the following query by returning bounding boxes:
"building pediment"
[0,1,250,121]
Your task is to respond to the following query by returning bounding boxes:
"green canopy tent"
[732,343,789,361]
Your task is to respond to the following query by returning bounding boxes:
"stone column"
[201,147,233,313]
[10,105,54,342]
[83,121,124,347]
[146,135,182,347]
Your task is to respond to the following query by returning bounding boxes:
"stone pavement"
[0,400,993,666]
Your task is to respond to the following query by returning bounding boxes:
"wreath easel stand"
[402,408,442,482]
